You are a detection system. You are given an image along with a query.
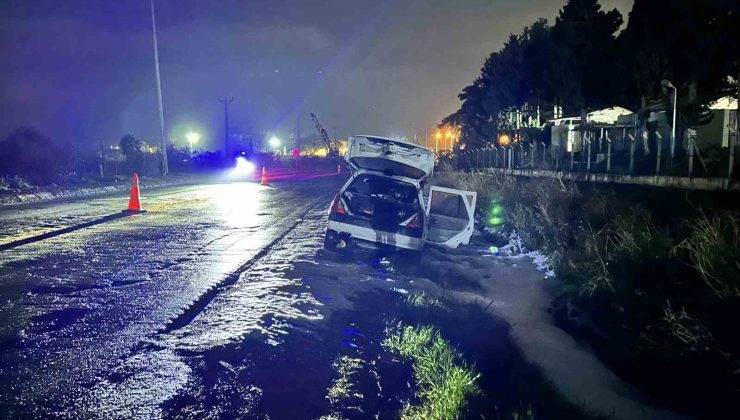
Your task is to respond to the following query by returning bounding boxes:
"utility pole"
[150,0,168,176]
[219,97,234,159]
[295,111,301,152]
[294,111,301,170]
[99,141,105,178]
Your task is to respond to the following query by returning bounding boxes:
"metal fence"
[446,129,738,185]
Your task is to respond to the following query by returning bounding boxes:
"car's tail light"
[329,195,347,215]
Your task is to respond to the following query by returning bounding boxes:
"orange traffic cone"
[126,173,143,212]
[260,167,268,185]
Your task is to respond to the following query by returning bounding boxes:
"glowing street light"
[498,133,511,147]
[269,136,281,153]
[186,131,200,155]
[434,132,442,153]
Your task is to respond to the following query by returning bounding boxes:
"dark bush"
[0,127,70,185]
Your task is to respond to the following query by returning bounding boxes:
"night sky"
[0,0,632,151]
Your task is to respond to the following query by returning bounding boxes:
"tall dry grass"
[676,212,740,299]
[435,168,740,412]
[434,170,579,252]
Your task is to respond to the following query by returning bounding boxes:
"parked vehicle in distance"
[324,135,476,253]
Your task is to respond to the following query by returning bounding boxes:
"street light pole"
[150,0,168,176]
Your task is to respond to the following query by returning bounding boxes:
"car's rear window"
[342,175,420,224]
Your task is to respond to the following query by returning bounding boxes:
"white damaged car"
[324,135,476,253]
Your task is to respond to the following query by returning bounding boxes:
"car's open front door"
[424,186,476,248]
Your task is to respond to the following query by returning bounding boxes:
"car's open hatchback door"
[345,135,434,181]
[424,186,477,248]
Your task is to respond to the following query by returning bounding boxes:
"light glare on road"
[234,156,255,174]
[224,156,256,181]
[213,182,264,229]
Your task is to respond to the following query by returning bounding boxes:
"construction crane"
[309,112,340,158]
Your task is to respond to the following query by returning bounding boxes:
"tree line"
[444,0,740,148]
[0,127,220,187]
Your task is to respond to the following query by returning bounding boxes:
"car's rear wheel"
[323,229,341,252]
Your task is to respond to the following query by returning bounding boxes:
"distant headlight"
[234,156,255,175]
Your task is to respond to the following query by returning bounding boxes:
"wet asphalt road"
[0,176,356,418]
[0,175,591,420]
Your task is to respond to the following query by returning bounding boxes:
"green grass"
[326,356,364,405]
[405,292,446,310]
[383,323,479,420]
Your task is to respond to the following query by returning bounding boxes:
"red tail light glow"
[406,213,421,229]
[330,195,347,215]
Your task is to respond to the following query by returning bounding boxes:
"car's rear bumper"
[327,220,423,251]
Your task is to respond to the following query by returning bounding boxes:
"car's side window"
[425,187,476,247]
[428,190,469,236]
